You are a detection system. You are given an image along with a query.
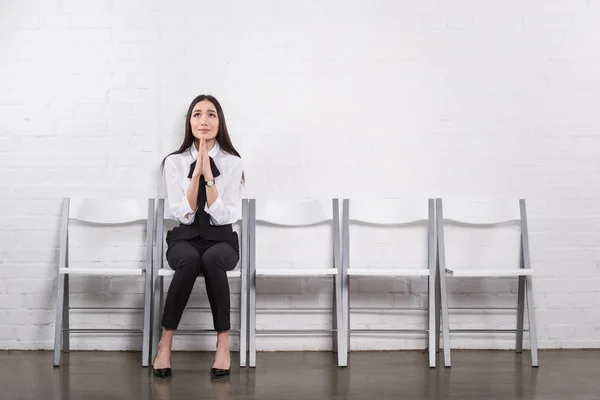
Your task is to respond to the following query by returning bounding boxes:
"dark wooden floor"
[1,350,599,399]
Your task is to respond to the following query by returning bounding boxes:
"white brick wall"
[1,0,600,351]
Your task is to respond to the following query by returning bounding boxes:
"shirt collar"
[189,143,198,159]
[188,140,221,159]
[209,140,221,157]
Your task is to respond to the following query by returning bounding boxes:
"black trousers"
[161,240,239,332]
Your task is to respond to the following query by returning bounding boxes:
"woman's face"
[190,100,219,141]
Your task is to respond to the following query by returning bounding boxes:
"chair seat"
[446,268,534,277]
[158,269,241,278]
[256,268,337,277]
[59,267,144,276]
[348,268,430,277]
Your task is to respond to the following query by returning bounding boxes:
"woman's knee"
[202,243,239,273]
[167,243,202,272]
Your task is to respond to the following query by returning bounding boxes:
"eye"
[209,113,217,118]
[193,112,200,118]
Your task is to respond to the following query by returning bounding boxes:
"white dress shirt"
[163,141,244,226]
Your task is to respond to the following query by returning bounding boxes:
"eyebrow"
[193,109,217,113]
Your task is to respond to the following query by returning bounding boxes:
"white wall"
[1,0,600,351]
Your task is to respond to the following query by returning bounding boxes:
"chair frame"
[247,198,345,367]
[435,198,539,368]
[53,198,154,367]
[341,198,438,368]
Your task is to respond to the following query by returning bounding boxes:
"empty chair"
[151,198,248,367]
[436,198,538,367]
[247,199,344,367]
[53,198,154,367]
[341,198,437,367]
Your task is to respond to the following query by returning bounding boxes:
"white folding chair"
[436,198,538,367]
[248,199,344,367]
[341,199,437,367]
[151,198,249,367]
[53,198,154,367]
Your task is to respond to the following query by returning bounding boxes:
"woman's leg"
[201,242,239,369]
[154,241,202,369]
[154,329,174,369]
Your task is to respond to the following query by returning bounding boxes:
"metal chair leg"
[53,273,66,367]
[151,275,163,363]
[343,277,349,365]
[427,198,436,367]
[240,267,248,367]
[332,275,338,354]
[249,275,256,368]
[520,199,539,367]
[335,274,346,367]
[435,270,441,354]
[341,198,350,365]
[439,269,451,367]
[526,275,539,367]
[516,276,525,353]
[248,199,257,368]
[142,271,152,367]
[63,274,70,353]
[428,275,436,368]
[436,198,451,367]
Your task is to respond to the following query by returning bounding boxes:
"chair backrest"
[346,198,432,225]
[69,198,150,224]
[253,199,334,226]
[435,198,530,270]
[436,198,522,225]
[342,198,435,271]
[59,198,154,270]
[248,198,341,270]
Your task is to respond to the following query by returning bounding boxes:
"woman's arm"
[205,178,218,209]
[165,157,198,225]
[187,164,202,214]
[204,157,244,225]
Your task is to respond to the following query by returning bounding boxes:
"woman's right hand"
[186,143,203,213]
[192,144,203,178]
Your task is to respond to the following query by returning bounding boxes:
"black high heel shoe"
[152,356,172,379]
[210,367,230,379]
[153,367,172,379]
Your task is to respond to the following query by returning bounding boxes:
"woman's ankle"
[158,329,175,351]
[157,340,172,353]
[216,332,230,348]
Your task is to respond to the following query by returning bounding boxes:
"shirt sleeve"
[204,157,244,226]
[164,157,196,225]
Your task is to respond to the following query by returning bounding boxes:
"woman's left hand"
[200,137,213,179]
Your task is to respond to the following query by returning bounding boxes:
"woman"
[153,95,244,379]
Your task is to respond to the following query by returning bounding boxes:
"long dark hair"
[161,95,242,172]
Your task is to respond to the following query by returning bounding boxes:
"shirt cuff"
[180,196,197,224]
[204,195,224,223]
